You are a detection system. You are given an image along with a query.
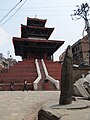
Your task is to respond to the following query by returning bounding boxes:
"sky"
[0,0,90,61]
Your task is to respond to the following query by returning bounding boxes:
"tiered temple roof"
[13,17,64,59]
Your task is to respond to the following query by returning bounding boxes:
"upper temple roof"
[21,17,55,39]
[27,17,47,27]
[21,24,54,39]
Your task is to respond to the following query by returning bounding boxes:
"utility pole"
[71,3,90,65]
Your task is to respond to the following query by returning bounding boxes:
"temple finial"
[35,15,37,18]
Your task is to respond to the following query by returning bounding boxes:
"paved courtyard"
[0,91,60,120]
[0,91,90,120]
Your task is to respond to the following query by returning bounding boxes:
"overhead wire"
[0,0,22,23]
[0,5,77,13]
[0,5,75,11]
[0,0,28,26]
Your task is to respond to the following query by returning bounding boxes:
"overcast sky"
[0,0,90,61]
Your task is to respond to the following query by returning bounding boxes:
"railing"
[33,59,42,90]
[41,59,60,90]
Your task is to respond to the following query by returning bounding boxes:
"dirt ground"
[0,91,90,120]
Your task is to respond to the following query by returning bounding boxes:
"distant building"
[0,53,17,72]
[0,53,9,71]
[72,35,89,66]
[59,35,89,66]
[59,51,65,64]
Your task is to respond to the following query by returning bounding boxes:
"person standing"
[23,80,28,91]
[10,80,15,91]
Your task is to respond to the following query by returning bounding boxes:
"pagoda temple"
[0,17,64,91]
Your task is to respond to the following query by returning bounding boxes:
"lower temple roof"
[13,37,64,56]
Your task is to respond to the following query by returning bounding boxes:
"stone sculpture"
[59,45,73,105]
[73,73,90,97]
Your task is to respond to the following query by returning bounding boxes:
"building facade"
[72,35,89,65]
[59,35,89,66]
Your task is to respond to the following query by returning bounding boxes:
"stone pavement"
[0,91,90,120]
[0,91,60,120]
